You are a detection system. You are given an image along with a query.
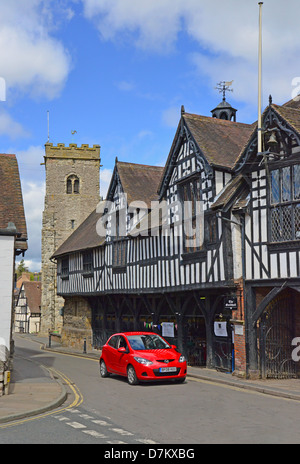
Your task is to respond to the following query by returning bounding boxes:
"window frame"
[66,175,80,195]
[112,239,127,271]
[61,257,69,280]
[268,162,300,245]
[82,250,94,277]
[178,174,217,261]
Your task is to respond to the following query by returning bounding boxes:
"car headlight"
[134,356,153,366]
[178,355,186,363]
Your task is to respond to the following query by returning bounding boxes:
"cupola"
[211,81,237,122]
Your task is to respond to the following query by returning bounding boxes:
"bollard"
[83,337,87,354]
[48,332,51,348]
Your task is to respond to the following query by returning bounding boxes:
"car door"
[105,335,119,372]
[114,336,129,375]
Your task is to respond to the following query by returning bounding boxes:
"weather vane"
[215,80,234,101]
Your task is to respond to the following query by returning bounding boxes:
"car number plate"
[159,366,177,373]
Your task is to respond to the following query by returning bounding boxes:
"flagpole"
[258,2,263,154]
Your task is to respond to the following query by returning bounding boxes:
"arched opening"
[66,174,80,194]
[257,288,300,379]
[220,112,228,120]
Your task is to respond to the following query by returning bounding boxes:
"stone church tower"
[40,143,101,335]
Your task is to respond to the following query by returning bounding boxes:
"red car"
[100,332,187,385]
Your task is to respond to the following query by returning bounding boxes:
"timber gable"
[53,96,300,379]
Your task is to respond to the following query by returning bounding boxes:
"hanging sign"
[224,296,237,310]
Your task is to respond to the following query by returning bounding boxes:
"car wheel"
[100,359,109,378]
[127,365,139,385]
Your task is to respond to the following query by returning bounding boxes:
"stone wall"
[61,296,93,351]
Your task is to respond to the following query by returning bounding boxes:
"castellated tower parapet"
[44,143,100,159]
[40,142,101,335]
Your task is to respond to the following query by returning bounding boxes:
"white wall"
[0,235,15,363]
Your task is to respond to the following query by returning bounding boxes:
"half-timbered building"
[52,96,300,379]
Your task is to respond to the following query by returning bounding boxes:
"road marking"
[66,421,87,429]
[92,419,111,426]
[79,413,94,420]
[110,428,133,436]
[82,430,107,438]
[136,438,157,444]
[106,440,127,444]
[0,368,84,429]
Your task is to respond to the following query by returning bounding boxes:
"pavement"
[2,333,300,424]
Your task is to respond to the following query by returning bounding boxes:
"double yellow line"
[0,367,83,429]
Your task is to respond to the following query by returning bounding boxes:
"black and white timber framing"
[53,98,300,378]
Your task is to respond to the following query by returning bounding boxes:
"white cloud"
[81,0,300,106]
[0,111,30,139]
[0,1,72,99]
[82,0,184,52]
[21,179,45,272]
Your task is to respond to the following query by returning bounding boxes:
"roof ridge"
[117,160,164,169]
[183,112,253,127]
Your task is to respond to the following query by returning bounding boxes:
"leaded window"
[270,164,300,242]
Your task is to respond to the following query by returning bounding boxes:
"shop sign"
[224,296,237,310]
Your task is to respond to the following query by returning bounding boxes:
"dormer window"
[66,175,80,194]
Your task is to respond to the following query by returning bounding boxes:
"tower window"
[66,175,80,194]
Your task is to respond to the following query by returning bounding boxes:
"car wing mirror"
[118,347,127,353]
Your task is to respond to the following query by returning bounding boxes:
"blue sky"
[3,0,300,271]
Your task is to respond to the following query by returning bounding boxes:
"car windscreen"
[127,334,171,350]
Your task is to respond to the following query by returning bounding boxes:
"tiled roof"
[0,154,27,248]
[183,113,254,170]
[271,104,300,135]
[282,96,300,110]
[211,174,246,211]
[52,205,106,257]
[116,161,164,207]
[23,281,41,314]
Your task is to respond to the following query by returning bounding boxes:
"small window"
[82,251,93,275]
[66,175,80,194]
[179,177,204,253]
[118,336,128,350]
[67,178,72,194]
[61,257,69,278]
[112,240,127,268]
[74,178,80,194]
[205,212,218,245]
[108,335,118,349]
